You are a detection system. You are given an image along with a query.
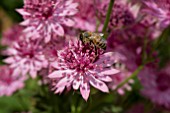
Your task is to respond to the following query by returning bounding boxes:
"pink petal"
[58,8,78,16]
[6,48,18,55]
[118,89,125,95]
[12,67,21,76]
[48,70,74,78]
[20,20,30,26]
[73,76,81,90]
[89,75,109,93]
[16,9,31,16]
[4,57,16,64]
[56,77,69,87]
[98,76,112,82]
[65,0,74,6]
[23,26,35,33]
[54,86,65,94]
[45,33,51,43]
[99,68,120,75]
[56,75,74,88]
[53,24,64,36]
[30,70,37,79]
[87,70,112,82]
[51,61,60,69]
[67,3,79,10]
[80,82,90,101]
[63,18,75,27]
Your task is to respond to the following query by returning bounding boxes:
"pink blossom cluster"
[0,0,170,108]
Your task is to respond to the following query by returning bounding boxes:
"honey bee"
[79,31,107,50]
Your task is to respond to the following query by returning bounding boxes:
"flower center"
[42,7,53,19]
[22,50,35,58]
[60,42,99,74]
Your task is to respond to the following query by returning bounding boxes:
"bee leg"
[94,45,98,55]
[79,33,83,41]
[90,40,93,46]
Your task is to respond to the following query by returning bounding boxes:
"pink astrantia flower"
[0,65,26,96]
[143,0,170,28]
[48,40,122,101]
[4,39,48,78]
[139,64,170,108]
[98,0,139,30]
[17,0,78,43]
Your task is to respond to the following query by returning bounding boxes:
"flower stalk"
[115,66,144,91]
[102,0,115,37]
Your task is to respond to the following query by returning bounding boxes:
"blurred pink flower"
[4,39,48,78]
[139,14,161,39]
[98,0,139,30]
[109,70,134,95]
[107,22,159,65]
[0,65,26,96]
[17,0,78,43]
[108,46,136,95]
[139,64,170,108]
[107,24,146,61]
[48,40,122,101]
[73,0,98,31]
[1,25,24,46]
[143,0,170,28]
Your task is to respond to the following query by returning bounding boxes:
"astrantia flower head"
[0,65,26,96]
[139,64,170,108]
[17,0,78,43]
[48,40,122,101]
[4,39,48,78]
[143,0,170,28]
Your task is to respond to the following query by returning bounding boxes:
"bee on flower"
[48,37,125,100]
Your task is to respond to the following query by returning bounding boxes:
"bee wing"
[99,33,104,37]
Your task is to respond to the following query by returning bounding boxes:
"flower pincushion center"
[42,7,54,20]
[59,42,101,74]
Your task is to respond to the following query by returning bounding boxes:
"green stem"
[71,104,76,113]
[102,0,114,36]
[115,66,144,91]
[154,25,170,49]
